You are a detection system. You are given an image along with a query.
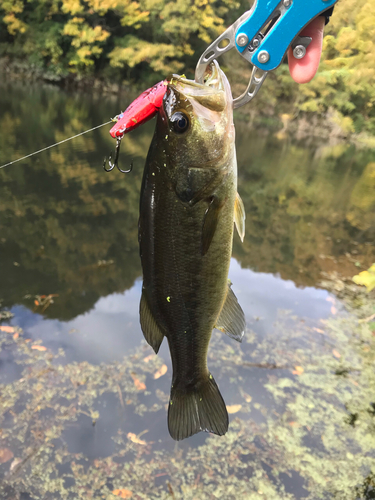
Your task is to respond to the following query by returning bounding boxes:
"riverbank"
[4,55,375,147]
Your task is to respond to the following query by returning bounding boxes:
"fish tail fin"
[168,373,228,441]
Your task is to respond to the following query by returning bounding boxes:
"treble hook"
[103,136,133,174]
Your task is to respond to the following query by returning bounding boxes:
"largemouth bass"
[139,61,246,441]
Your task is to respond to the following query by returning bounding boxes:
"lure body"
[110,81,167,138]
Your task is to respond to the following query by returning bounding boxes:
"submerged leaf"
[226,404,242,414]
[0,448,14,464]
[130,373,146,391]
[127,433,147,445]
[0,326,15,333]
[292,366,304,376]
[31,345,47,351]
[154,364,167,379]
[112,489,133,498]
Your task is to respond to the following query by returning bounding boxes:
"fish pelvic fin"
[168,374,228,441]
[234,192,246,242]
[140,290,165,354]
[215,281,245,342]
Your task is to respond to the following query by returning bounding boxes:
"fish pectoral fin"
[215,281,246,342]
[140,291,165,354]
[234,192,246,242]
[201,196,225,256]
[168,374,228,441]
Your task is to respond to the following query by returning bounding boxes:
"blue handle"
[235,0,337,71]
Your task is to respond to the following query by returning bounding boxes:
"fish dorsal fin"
[234,192,246,242]
[201,196,225,256]
[140,290,165,354]
[215,281,245,342]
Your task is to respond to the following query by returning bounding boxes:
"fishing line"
[0,120,112,170]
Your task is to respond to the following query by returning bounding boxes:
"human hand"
[288,16,325,84]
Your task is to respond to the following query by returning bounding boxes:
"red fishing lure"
[109,80,168,139]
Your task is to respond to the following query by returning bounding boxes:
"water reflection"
[0,82,375,499]
[1,83,374,320]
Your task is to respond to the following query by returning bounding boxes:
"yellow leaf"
[154,364,168,379]
[353,265,375,292]
[226,404,242,414]
[0,326,15,333]
[31,345,47,351]
[127,433,147,445]
[112,489,133,498]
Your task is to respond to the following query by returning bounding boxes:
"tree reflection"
[0,83,374,320]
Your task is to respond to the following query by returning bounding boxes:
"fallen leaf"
[0,448,13,464]
[326,297,336,304]
[31,345,47,351]
[34,300,39,306]
[289,422,300,427]
[154,364,168,379]
[331,306,337,315]
[112,489,133,498]
[292,366,304,376]
[0,326,15,333]
[312,327,325,334]
[226,404,242,414]
[353,265,375,292]
[143,354,154,363]
[10,457,22,471]
[130,373,146,391]
[127,432,147,445]
[13,333,19,340]
[332,349,341,359]
[242,392,252,403]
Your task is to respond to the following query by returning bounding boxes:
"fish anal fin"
[234,192,246,242]
[140,290,164,354]
[168,373,228,441]
[215,281,245,342]
[201,196,225,256]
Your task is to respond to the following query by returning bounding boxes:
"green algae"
[0,280,374,499]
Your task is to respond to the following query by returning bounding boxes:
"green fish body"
[139,62,246,440]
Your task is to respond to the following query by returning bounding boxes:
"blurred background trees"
[0,0,374,134]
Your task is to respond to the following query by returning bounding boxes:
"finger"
[288,16,325,84]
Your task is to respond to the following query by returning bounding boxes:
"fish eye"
[170,112,189,134]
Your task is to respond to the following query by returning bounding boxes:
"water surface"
[0,82,375,499]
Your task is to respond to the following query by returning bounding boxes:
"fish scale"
[138,62,246,440]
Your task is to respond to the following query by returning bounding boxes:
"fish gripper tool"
[195,0,338,108]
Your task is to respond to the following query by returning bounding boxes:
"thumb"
[288,16,325,84]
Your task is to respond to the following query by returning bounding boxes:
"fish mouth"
[167,61,227,113]
[169,60,224,93]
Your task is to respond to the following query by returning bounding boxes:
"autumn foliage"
[0,0,375,132]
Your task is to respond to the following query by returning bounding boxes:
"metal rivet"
[283,0,292,6]
[258,50,270,64]
[236,34,249,47]
[293,45,307,59]
[253,38,260,48]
